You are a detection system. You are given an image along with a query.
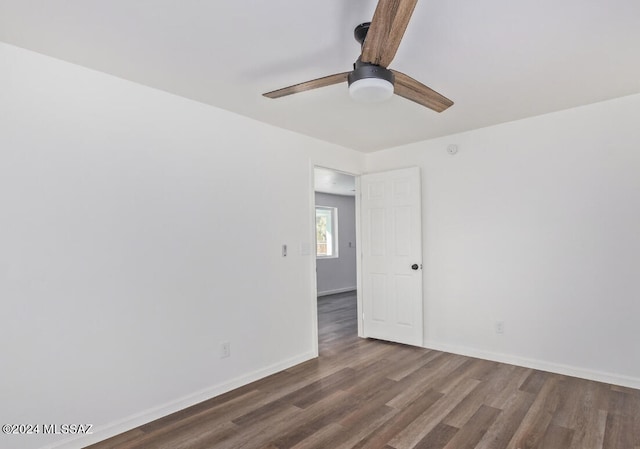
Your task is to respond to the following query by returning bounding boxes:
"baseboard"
[46,351,317,449]
[424,340,640,390]
[317,286,356,297]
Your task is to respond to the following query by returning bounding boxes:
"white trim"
[317,286,357,297]
[45,351,316,449]
[424,340,640,390]
[308,160,319,358]
[355,176,363,338]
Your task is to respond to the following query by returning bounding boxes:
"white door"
[360,167,423,346]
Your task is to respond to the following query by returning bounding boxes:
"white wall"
[367,94,640,388]
[314,192,357,296]
[0,42,364,449]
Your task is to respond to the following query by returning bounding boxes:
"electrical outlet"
[495,321,505,334]
[220,341,231,358]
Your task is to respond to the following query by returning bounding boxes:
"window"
[316,206,338,258]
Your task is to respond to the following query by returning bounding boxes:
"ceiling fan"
[263,0,453,113]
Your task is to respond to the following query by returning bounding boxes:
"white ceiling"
[315,167,356,196]
[1,0,639,152]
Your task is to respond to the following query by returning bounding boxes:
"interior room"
[1,1,639,448]
[314,167,357,298]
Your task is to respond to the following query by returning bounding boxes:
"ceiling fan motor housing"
[348,60,395,87]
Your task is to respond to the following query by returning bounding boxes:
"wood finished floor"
[88,291,640,449]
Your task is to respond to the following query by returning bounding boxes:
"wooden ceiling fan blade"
[263,72,350,99]
[361,0,418,67]
[392,70,453,112]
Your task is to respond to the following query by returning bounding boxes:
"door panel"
[361,167,423,346]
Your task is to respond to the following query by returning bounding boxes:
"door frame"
[309,164,363,357]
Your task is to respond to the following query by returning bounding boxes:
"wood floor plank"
[153,420,240,449]
[336,406,400,449]
[569,408,607,449]
[351,388,445,449]
[519,370,548,395]
[474,390,536,449]
[567,380,609,449]
[388,377,482,449]
[385,353,469,410]
[441,404,502,449]
[231,367,355,427]
[537,424,575,449]
[506,375,562,449]
[603,412,635,449]
[442,362,517,429]
[386,349,441,382]
[413,422,459,449]
[549,377,583,429]
[223,392,346,449]
[485,366,532,409]
[87,292,640,449]
[266,389,360,449]
[289,422,344,449]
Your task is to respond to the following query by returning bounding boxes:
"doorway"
[313,167,359,352]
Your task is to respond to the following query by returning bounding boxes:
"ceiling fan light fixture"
[348,62,395,103]
[349,78,394,103]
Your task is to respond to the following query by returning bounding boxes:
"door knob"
[411,264,420,270]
